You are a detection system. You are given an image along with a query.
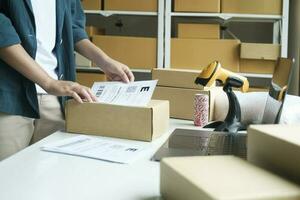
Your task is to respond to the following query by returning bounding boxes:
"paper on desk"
[91,80,157,106]
[41,136,149,164]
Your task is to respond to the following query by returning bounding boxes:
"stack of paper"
[41,136,150,164]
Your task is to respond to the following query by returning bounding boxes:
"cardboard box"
[241,43,280,61]
[92,35,157,69]
[76,72,106,87]
[248,125,300,184]
[171,39,240,72]
[174,0,220,13]
[222,0,282,15]
[104,0,157,12]
[85,26,105,37]
[161,156,300,200]
[178,23,220,39]
[81,0,102,10]
[152,86,221,120]
[240,43,280,74]
[65,100,169,142]
[152,68,205,89]
[240,59,277,74]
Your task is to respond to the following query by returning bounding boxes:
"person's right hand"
[42,79,97,103]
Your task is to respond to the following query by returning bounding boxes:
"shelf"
[84,10,158,17]
[171,12,282,22]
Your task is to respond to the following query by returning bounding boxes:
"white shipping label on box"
[91,80,158,107]
[41,135,150,164]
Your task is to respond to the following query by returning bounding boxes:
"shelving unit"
[164,0,289,83]
[78,0,290,85]
[81,0,164,70]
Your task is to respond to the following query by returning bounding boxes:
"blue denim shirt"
[0,0,88,118]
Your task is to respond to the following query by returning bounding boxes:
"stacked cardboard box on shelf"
[171,38,240,72]
[85,26,105,38]
[240,43,281,74]
[104,0,157,12]
[152,68,221,121]
[92,35,157,69]
[177,23,220,39]
[174,0,220,13]
[81,0,102,10]
[76,72,106,88]
[221,0,282,15]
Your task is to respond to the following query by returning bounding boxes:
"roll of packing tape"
[194,94,209,127]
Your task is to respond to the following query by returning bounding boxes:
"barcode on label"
[126,86,137,93]
[96,86,105,97]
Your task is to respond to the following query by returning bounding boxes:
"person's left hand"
[101,58,135,83]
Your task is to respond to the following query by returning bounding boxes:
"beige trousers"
[0,95,65,160]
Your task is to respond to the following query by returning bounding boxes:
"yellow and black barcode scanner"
[195,61,249,133]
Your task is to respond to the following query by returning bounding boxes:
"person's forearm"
[0,44,53,89]
[75,39,110,68]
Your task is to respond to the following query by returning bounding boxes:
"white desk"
[0,119,199,200]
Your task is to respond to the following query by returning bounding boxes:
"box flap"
[240,43,280,61]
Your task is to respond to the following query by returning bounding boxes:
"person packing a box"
[0,0,134,160]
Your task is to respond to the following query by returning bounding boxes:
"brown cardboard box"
[65,100,169,142]
[85,26,105,37]
[161,156,300,200]
[248,125,300,184]
[171,39,240,72]
[76,72,106,87]
[104,0,157,12]
[222,0,282,15]
[178,23,220,39]
[152,68,205,89]
[81,0,102,10]
[92,35,157,69]
[240,43,280,74]
[240,59,277,74]
[174,0,220,13]
[241,43,280,61]
[152,86,221,120]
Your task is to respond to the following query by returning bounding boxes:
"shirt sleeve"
[0,13,21,48]
[71,0,89,44]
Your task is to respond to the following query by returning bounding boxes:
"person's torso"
[31,0,58,93]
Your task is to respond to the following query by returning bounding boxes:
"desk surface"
[0,119,200,200]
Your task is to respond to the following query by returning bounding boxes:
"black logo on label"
[126,148,138,152]
[140,86,150,92]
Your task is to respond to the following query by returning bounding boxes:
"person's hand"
[43,79,97,103]
[101,58,135,83]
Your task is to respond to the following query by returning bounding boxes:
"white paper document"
[41,136,149,164]
[91,80,157,106]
